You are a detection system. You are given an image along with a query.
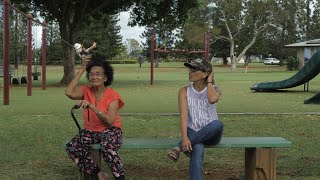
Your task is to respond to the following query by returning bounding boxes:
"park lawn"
[0,114,320,179]
[1,62,320,179]
[2,62,320,115]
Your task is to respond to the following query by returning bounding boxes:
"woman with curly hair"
[65,54,125,180]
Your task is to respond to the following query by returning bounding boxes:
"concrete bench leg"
[78,149,102,180]
[245,147,276,180]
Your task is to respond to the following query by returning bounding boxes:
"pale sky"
[32,11,146,48]
[33,26,43,48]
[117,11,146,45]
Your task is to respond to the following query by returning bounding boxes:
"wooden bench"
[70,137,291,180]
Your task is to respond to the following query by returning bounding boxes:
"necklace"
[94,94,102,105]
[94,87,107,105]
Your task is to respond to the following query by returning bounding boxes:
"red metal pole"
[42,20,46,90]
[27,14,33,96]
[151,30,154,85]
[3,0,10,105]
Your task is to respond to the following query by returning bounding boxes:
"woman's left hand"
[78,100,91,109]
[181,138,192,152]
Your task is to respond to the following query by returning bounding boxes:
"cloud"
[33,26,43,48]
[118,11,146,44]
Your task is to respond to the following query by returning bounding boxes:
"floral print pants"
[66,126,124,178]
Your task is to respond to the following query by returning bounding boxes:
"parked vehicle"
[264,58,280,65]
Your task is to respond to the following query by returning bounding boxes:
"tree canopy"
[3,0,319,77]
[6,0,198,84]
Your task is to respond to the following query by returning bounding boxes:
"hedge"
[108,60,137,64]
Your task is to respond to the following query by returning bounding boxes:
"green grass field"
[1,62,320,179]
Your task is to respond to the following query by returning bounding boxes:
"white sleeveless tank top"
[187,83,218,132]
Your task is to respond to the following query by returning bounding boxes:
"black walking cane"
[71,105,87,177]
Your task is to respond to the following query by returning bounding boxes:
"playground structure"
[2,0,47,105]
[150,31,210,85]
[250,49,320,104]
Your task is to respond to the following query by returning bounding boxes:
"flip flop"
[167,147,180,162]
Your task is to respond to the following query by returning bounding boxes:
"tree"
[125,38,142,59]
[309,0,320,39]
[182,0,210,48]
[9,0,198,84]
[76,14,123,60]
[268,0,302,64]
[179,1,211,50]
[10,9,27,70]
[0,4,28,68]
[45,21,64,65]
[114,44,129,60]
[10,0,134,85]
[305,0,314,40]
[237,26,269,66]
[211,0,274,71]
[129,0,198,27]
[136,1,200,66]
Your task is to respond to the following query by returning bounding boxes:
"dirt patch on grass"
[125,165,243,180]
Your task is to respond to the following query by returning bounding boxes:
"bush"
[286,56,299,71]
[108,59,137,64]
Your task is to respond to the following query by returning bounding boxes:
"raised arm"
[65,62,88,100]
[207,68,221,104]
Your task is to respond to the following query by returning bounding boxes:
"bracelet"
[207,82,213,84]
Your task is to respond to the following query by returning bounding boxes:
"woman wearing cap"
[168,58,223,180]
[65,54,125,180]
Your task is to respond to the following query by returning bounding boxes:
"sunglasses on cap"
[189,67,205,72]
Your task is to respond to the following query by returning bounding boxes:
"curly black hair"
[85,54,113,86]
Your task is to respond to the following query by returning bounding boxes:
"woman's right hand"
[181,137,192,152]
[82,55,92,65]
[78,100,92,109]
[207,66,214,82]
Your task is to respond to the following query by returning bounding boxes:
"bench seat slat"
[91,137,291,149]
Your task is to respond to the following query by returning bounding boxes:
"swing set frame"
[3,0,47,105]
[150,30,211,85]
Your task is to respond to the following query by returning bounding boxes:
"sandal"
[167,147,180,162]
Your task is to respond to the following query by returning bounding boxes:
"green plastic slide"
[251,50,320,91]
[304,93,320,104]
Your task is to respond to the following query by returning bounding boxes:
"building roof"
[285,39,320,48]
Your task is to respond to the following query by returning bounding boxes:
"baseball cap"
[184,58,212,72]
